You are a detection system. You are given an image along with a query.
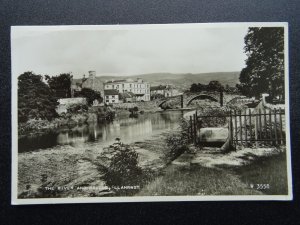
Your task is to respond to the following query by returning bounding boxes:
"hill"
[75,72,241,91]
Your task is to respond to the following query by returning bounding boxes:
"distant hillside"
[75,72,241,91]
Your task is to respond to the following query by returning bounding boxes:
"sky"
[11,24,249,78]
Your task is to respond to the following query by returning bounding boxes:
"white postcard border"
[11,22,293,205]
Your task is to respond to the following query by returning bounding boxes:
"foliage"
[190,81,224,92]
[151,93,165,100]
[74,88,103,105]
[238,27,284,100]
[45,73,73,98]
[190,83,206,92]
[101,141,150,195]
[67,103,89,113]
[207,80,224,91]
[197,107,230,127]
[18,72,58,122]
[129,106,139,114]
[165,119,190,160]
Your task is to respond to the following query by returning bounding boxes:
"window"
[112,100,115,103]
[117,85,119,88]
[106,100,109,102]
[130,84,132,88]
[106,96,109,99]
[122,84,124,88]
[112,85,114,89]
[112,95,115,99]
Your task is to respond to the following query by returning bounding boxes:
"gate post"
[229,111,234,147]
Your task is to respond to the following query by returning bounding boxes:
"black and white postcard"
[11,23,292,204]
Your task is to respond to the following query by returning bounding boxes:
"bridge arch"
[158,100,168,108]
[186,94,219,106]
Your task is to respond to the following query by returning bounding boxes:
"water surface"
[18,111,184,153]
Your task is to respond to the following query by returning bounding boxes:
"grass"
[137,152,288,196]
[233,152,288,195]
[137,164,261,196]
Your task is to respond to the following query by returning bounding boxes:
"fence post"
[254,110,258,148]
[239,110,242,145]
[234,110,238,145]
[269,109,273,145]
[279,107,283,145]
[274,109,278,145]
[258,109,262,141]
[190,115,193,143]
[263,108,267,145]
[249,109,252,142]
[244,110,248,146]
[229,111,233,147]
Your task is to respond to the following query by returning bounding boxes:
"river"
[18,111,185,153]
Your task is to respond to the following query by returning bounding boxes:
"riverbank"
[18,106,115,137]
[138,146,288,196]
[17,131,173,198]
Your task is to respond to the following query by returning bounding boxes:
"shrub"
[197,107,230,127]
[165,119,190,161]
[100,140,150,195]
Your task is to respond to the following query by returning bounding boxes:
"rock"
[199,127,228,142]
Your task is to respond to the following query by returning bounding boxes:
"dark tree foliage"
[238,27,284,100]
[190,81,224,92]
[190,83,206,92]
[45,73,73,98]
[18,72,58,122]
[207,80,224,91]
[74,88,103,105]
[102,143,144,192]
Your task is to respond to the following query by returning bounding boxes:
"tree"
[45,73,73,98]
[190,83,206,92]
[18,72,58,122]
[207,81,224,91]
[101,141,145,195]
[238,27,284,100]
[74,88,102,105]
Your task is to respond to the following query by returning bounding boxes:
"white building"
[104,78,150,102]
[150,85,181,99]
[104,89,119,104]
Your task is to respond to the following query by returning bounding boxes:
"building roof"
[120,92,135,98]
[104,78,145,84]
[105,79,127,84]
[104,89,119,95]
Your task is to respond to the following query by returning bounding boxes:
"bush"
[129,106,139,115]
[67,103,88,113]
[100,140,150,195]
[197,107,230,127]
[165,119,190,160]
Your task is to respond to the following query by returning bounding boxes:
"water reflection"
[18,111,184,153]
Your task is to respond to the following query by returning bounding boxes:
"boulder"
[199,127,228,143]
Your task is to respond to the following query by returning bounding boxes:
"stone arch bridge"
[156,91,240,108]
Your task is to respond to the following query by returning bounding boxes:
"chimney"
[88,71,96,90]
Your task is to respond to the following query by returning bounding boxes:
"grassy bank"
[138,152,287,196]
[18,106,115,137]
[138,164,261,196]
[233,153,288,195]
